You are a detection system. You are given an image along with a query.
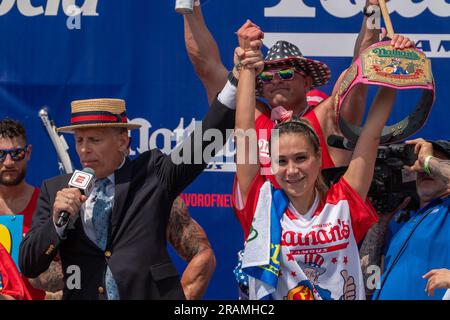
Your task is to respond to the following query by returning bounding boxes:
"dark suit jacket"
[19,98,235,299]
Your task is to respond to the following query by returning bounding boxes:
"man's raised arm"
[183,2,228,103]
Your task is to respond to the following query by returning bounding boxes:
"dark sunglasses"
[258,68,306,83]
[0,145,29,162]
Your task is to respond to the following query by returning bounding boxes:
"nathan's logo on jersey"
[0,0,99,16]
[282,219,350,248]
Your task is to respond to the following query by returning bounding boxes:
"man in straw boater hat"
[18,43,263,299]
[182,0,412,171]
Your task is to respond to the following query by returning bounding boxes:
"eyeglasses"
[258,68,306,83]
[0,145,29,163]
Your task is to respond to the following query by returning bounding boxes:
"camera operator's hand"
[423,269,450,297]
[405,138,434,173]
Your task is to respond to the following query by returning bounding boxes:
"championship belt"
[335,40,435,146]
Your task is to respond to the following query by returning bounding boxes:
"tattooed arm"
[428,157,450,187]
[359,196,411,298]
[359,217,390,298]
[27,259,64,298]
[167,197,216,300]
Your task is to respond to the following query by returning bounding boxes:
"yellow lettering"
[270,244,281,266]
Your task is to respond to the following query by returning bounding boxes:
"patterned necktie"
[91,178,120,300]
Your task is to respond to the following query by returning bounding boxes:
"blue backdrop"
[0,0,448,299]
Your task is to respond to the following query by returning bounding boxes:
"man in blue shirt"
[373,138,450,300]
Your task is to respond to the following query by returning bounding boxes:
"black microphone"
[327,135,355,151]
[56,167,96,228]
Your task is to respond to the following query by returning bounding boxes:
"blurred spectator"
[0,118,63,300]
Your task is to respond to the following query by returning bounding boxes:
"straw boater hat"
[256,41,331,96]
[57,98,141,133]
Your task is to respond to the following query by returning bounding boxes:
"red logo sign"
[74,175,86,184]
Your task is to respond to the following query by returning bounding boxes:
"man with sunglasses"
[182,0,412,170]
[0,118,64,300]
[181,0,414,299]
[0,120,33,212]
[0,118,36,249]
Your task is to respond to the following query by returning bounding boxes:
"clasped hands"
[233,20,264,77]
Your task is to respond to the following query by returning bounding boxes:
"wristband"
[218,80,237,110]
[228,71,239,87]
[423,155,433,175]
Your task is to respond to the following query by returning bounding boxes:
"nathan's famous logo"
[281,219,350,247]
[372,48,421,61]
[372,48,424,77]
[130,117,236,172]
[265,0,450,18]
[264,1,450,58]
[129,117,279,174]
[0,0,99,16]
[363,44,433,85]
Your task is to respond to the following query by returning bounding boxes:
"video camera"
[323,136,420,214]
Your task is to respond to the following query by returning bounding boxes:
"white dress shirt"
[55,159,125,243]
